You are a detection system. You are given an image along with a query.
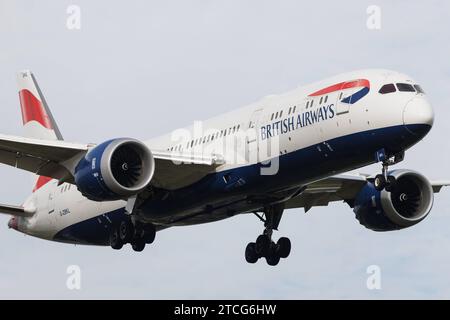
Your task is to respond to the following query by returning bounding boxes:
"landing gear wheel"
[144,224,156,244]
[119,220,134,243]
[255,234,271,256]
[109,226,123,250]
[385,175,397,192]
[131,239,146,252]
[245,242,258,264]
[374,174,386,191]
[246,204,287,266]
[265,243,280,266]
[277,237,291,258]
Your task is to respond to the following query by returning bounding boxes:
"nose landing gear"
[374,163,397,192]
[373,149,404,192]
[245,203,291,266]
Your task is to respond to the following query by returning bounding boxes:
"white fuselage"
[10,69,434,244]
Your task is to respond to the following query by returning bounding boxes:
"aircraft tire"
[277,237,291,258]
[265,244,280,266]
[131,239,146,252]
[374,174,386,191]
[245,242,258,264]
[256,234,271,256]
[119,220,134,243]
[110,226,123,250]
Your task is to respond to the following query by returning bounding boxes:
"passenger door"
[247,108,263,163]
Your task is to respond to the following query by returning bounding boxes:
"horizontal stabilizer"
[0,203,35,217]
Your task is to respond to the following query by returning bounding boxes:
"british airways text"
[261,104,335,140]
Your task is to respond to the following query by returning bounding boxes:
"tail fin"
[17,70,63,141]
[17,70,63,192]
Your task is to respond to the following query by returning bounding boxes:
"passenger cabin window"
[396,83,415,92]
[414,84,425,94]
[379,83,396,94]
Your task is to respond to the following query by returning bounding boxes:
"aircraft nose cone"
[8,217,18,230]
[403,97,434,137]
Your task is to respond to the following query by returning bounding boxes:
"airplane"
[1,69,448,266]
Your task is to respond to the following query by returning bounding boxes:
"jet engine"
[74,138,155,201]
[353,170,434,231]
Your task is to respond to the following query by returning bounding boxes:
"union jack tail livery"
[17,70,63,192]
[17,70,63,141]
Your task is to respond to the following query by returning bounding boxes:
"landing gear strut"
[245,203,291,266]
[373,150,404,192]
[109,219,156,252]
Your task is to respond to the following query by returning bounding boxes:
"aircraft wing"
[286,174,450,212]
[0,133,89,181]
[0,134,221,189]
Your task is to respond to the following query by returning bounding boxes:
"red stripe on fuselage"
[33,176,52,192]
[19,89,53,129]
[308,79,370,97]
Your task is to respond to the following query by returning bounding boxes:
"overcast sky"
[1,0,450,299]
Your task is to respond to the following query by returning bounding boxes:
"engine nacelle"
[74,138,155,201]
[353,169,434,231]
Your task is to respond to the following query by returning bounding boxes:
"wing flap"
[151,151,224,189]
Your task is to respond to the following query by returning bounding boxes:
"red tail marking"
[33,176,52,192]
[18,89,53,129]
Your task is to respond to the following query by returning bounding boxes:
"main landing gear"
[109,220,156,252]
[245,203,291,266]
[373,150,404,192]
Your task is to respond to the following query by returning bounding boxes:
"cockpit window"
[414,84,425,94]
[396,83,415,92]
[379,83,396,94]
